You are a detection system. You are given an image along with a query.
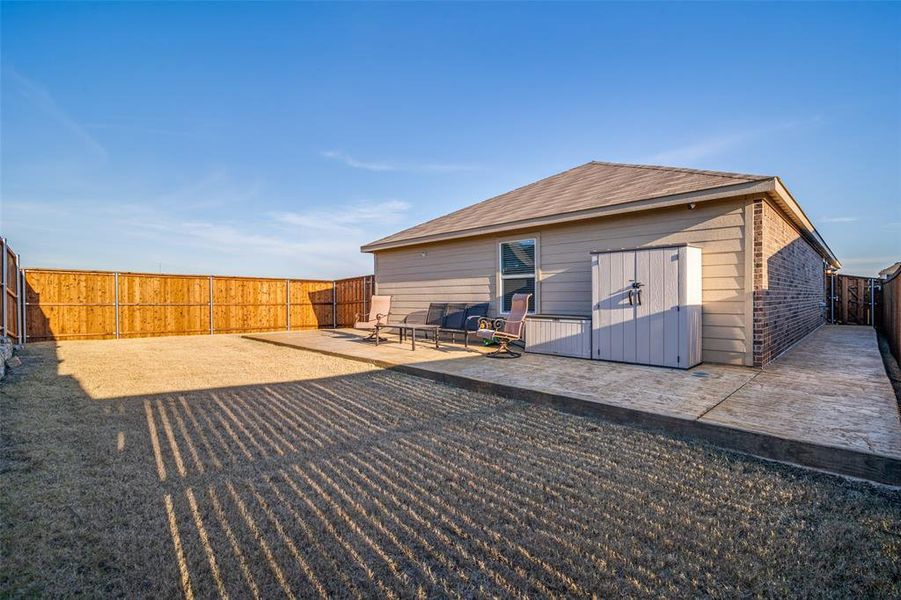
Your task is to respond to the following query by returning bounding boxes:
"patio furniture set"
[354,294,531,358]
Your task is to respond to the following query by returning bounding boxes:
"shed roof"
[362,161,839,267]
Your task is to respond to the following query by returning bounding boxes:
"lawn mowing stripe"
[157,400,187,478]
[358,448,557,598]
[211,392,270,458]
[341,452,526,598]
[369,445,585,598]
[265,385,363,444]
[324,377,444,426]
[163,493,195,600]
[236,388,315,453]
[144,399,168,481]
[276,467,399,600]
[185,488,229,600]
[243,481,328,599]
[339,374,480,421]
[293,463,414,593]
[398,433,685,592]
[167,398,206,475]
[406,426,704,583]
[394,436,636,592]
[478,408,765,517]
[423,426,729,582]
[307,460,436,596]
[369,372,502,413]
[307,381,394,431]
[257,387,332,450]
[224,481,296,600]
[283,381,388,436]
[207,486,262,600]
[186,396,241,465]
[324,455,471,597]
[227,393,297,456]
[261,474,364,599]
[221,391,287,456]
[497,406,775,513]
[177,395,226,469]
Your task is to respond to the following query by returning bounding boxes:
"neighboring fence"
[880,271,901,363]
[826,273,878,326]
[22,269,373,342]
[1,238,23,343]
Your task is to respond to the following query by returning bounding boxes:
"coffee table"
[375,323,441,350]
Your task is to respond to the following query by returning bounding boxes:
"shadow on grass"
[2,341,900,598]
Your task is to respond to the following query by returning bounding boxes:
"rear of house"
[362,162,839,367]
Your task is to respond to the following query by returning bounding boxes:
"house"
[879,262,901,280]
[361,162,840,367]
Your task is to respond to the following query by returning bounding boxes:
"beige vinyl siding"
[375,236,498,322]
[374,196,755,366]
[539,198,752,365]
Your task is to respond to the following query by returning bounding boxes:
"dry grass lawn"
[1,335,899,598]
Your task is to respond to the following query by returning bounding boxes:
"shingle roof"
[363,161,772,251]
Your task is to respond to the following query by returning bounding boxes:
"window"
[499,239,536,312]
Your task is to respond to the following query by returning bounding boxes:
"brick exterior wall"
[752,199,825,367]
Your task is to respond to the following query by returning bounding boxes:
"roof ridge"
[588,160,772,182]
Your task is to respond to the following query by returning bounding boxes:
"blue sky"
[1,2,899,277]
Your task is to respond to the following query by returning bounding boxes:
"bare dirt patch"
[2,336,899,598]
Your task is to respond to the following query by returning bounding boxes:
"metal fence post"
[870,278,875,328]
[18,266,24,344]
[209,276,214,334]
[21,269,27,344]
[286,279,291,331]
[332,280,337,328]
[1,237,7,341]
[114,272,120,339]
[830,274,835,324]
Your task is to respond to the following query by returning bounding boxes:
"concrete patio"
[246,325,901,485]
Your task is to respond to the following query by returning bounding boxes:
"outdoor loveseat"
[404,302,489,348]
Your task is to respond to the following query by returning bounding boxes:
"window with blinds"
[499,239,536,313]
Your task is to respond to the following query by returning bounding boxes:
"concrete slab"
[702,326,901,459]
[245,325,901,484]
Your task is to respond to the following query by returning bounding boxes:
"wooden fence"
[880,271,901,363]
[1,238,23,343]
[22,269,373,342]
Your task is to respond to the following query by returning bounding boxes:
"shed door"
[593,248,680,367]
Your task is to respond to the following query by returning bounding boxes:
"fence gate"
[828,274,878,326]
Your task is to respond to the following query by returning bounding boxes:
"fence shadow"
[2,340,898,598]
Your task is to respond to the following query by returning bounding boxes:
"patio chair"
[472,293,531,358]
[354,295,392,341]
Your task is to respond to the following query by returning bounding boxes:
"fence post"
[114,272,120,339]
[209,276,214,334]
[1,237,7,341]
[21,269,26,344]
[18,265,24,344]
[332,280,337,328]
[286,279,291,331]
[870,278,875,328]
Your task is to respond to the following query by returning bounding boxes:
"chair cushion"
[442,303,467,329]
[354,321,377,330]
[476,329,496,340]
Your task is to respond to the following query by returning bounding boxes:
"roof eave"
[361,178,774,252]
[769,177,841,268]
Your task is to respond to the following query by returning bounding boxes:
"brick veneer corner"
[752,199,825,367]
